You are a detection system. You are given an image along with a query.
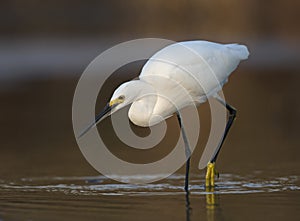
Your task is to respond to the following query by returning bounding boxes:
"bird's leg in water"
[176,112,191,192]
[206,97,237,187]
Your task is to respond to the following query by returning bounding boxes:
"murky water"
[0,173,299,221]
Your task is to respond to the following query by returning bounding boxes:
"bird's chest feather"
[128,86,194,127]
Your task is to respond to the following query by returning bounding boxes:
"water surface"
[0,173,299,221]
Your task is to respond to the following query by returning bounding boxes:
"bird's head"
[107,81,138,114]
[78,80,151,138]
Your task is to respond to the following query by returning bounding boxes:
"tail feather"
[226,43,249,60]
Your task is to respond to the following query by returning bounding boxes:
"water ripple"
[0,174,299,196]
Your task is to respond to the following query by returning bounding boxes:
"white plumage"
[76,40,249,189]
[109,40,249,127]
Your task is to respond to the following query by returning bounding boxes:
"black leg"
[210,100,237,163]
[205,97,237,187]
[176,112,191,192]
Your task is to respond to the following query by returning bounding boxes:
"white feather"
[109,40,249,127]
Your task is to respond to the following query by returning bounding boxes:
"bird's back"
[140,40,249,102]
[129,40,249,126]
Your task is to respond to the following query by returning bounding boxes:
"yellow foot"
[205,162,219,187]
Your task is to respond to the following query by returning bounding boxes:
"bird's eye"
[118,95,125,100]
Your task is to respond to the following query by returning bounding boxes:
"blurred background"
[0,0,299,180]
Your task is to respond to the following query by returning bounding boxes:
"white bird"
[79,40,249,191]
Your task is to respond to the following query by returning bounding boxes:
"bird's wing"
[140,41,248,100]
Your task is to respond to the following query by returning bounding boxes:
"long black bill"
[77,103,112,139]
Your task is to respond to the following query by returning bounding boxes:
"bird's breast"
[128,95,157,127]
[128,86,193,127]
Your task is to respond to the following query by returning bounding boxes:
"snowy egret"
[79,40,249,191]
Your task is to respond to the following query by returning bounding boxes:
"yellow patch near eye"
[109,98,124,106]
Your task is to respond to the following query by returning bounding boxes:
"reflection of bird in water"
[205,187,220,221]
[79,40,249,191]
[185,191,192,221]
[185,187,220,221]
[206,187,218,210]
